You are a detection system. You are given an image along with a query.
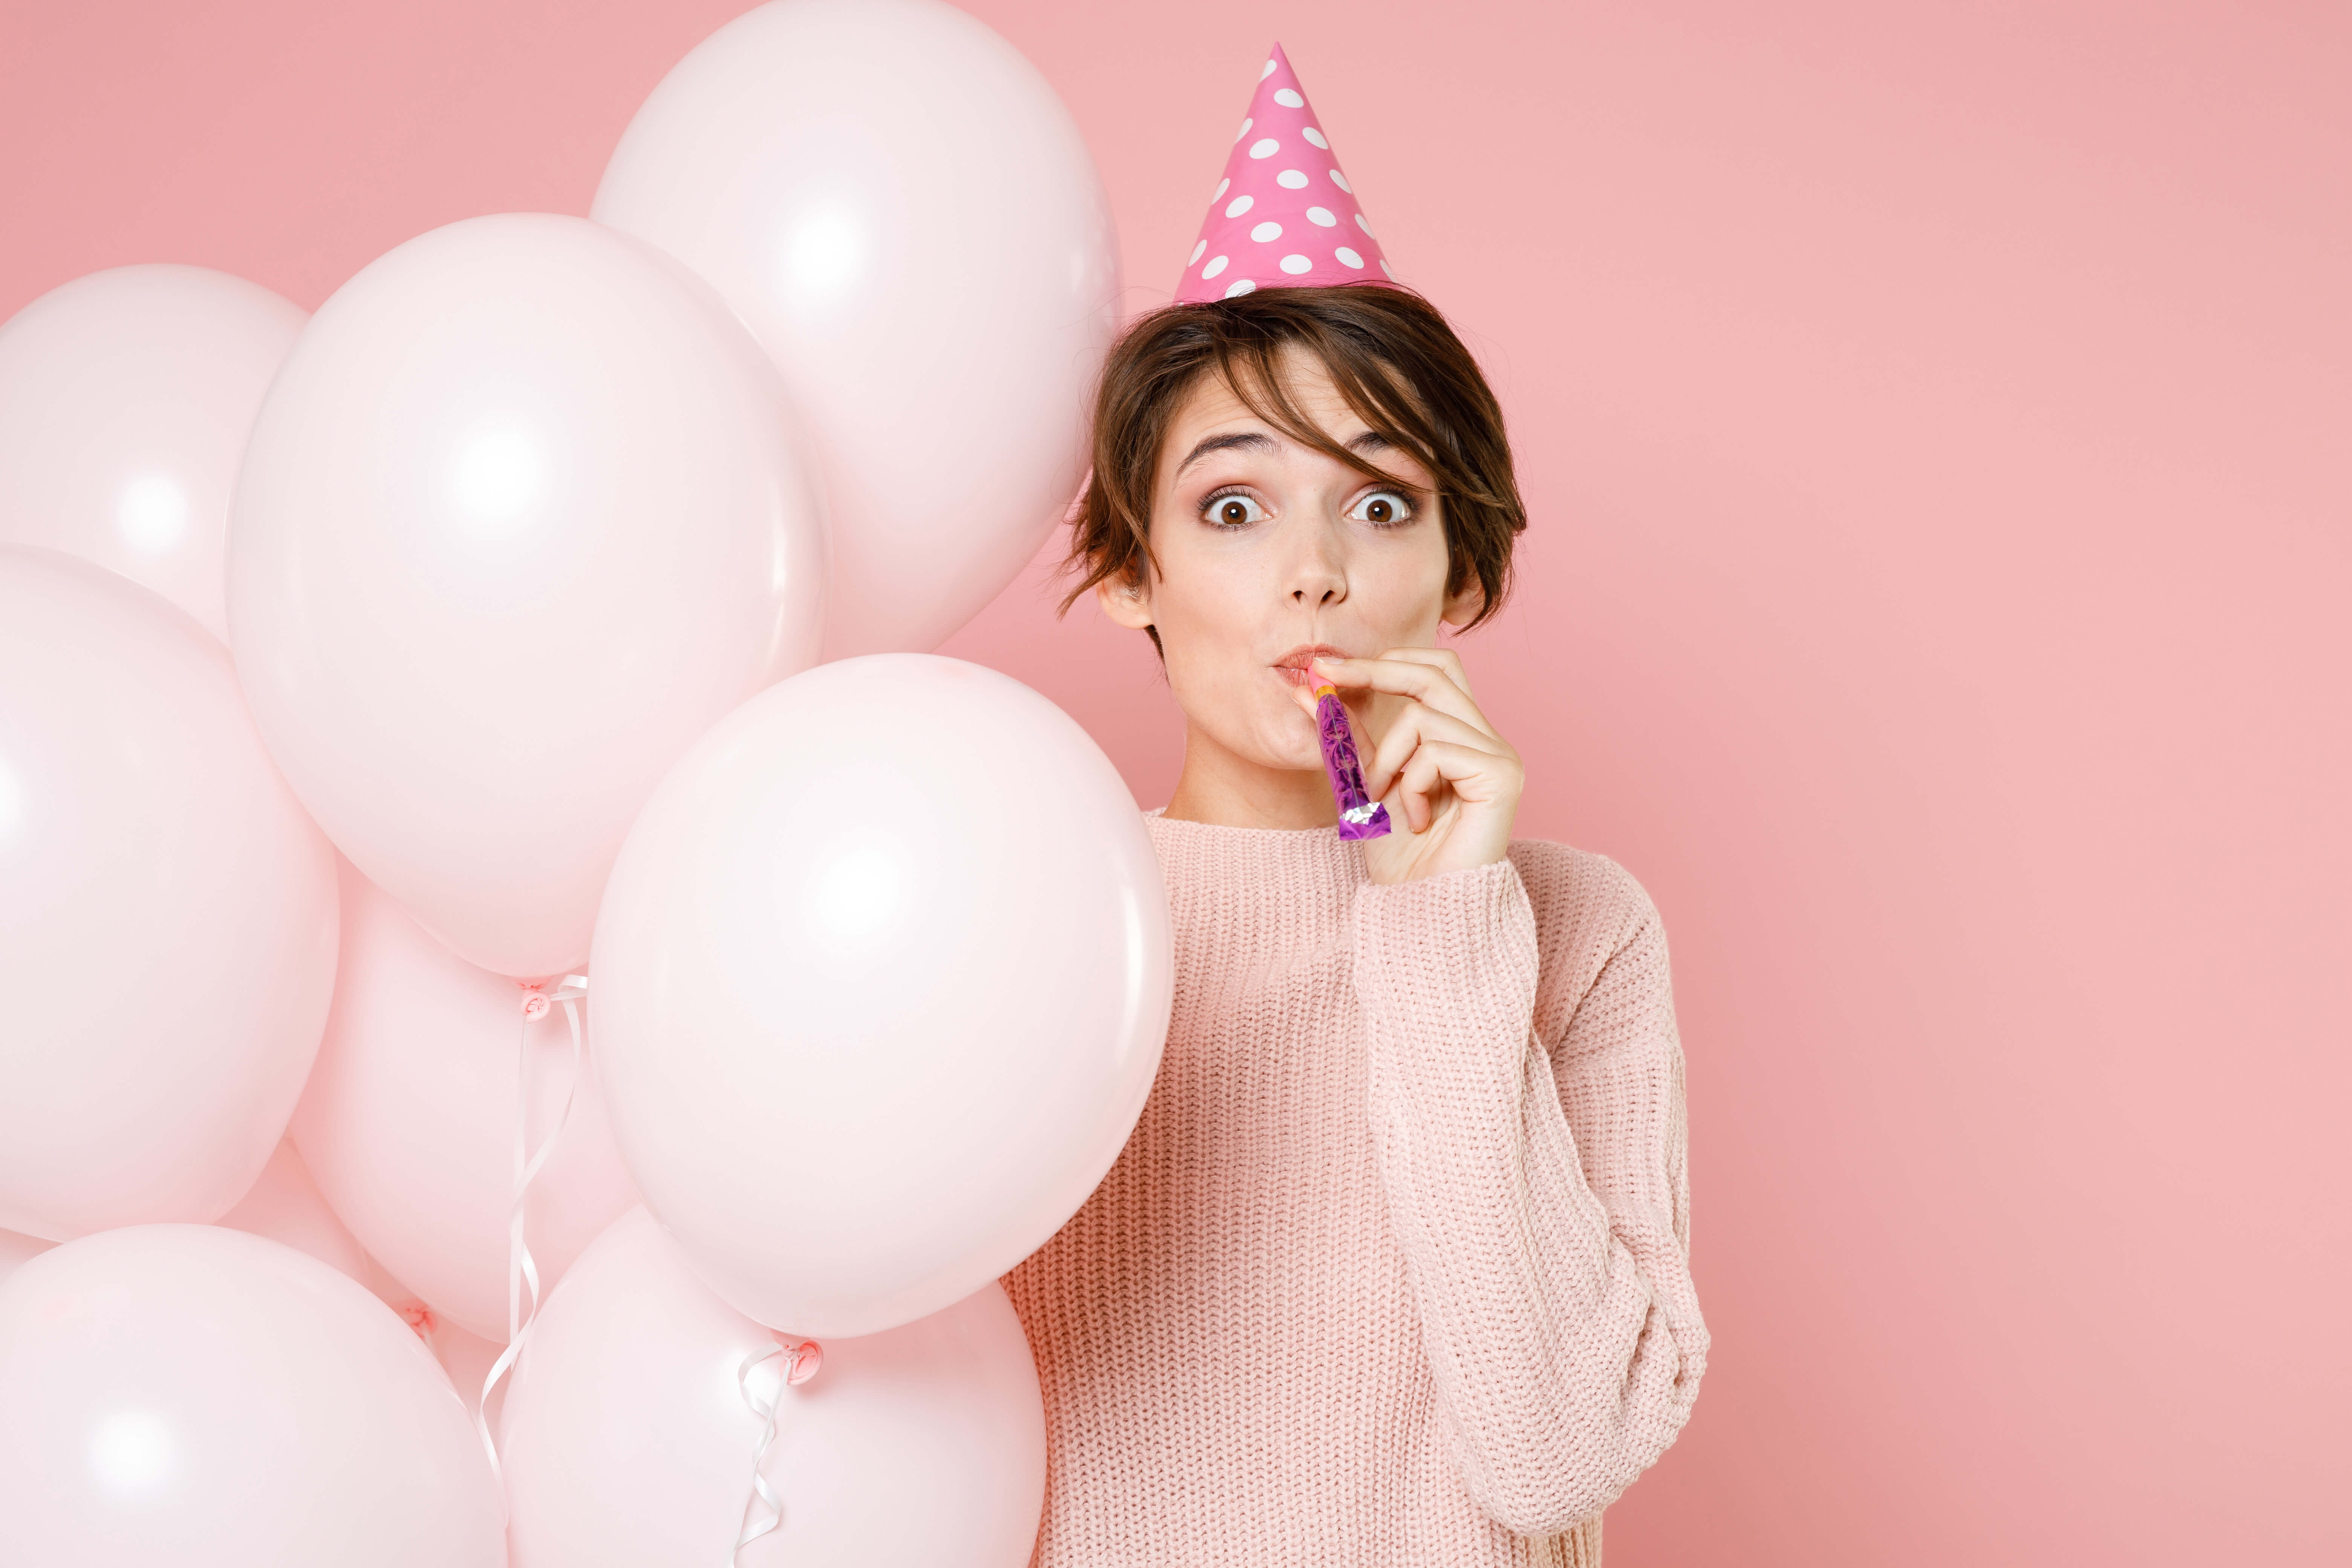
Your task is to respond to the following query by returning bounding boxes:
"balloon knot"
[519,985,551,1021]
[785,1339,822,1386]
[398,1301,437,1340]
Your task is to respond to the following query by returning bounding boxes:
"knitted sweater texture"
[1001,811,1709,1566]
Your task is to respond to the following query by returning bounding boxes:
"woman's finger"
[1311,652,1492,737]
[1366,645,1476,703]
[1361,699,1504,799]
[1388,742,1441,835]
[1389,739,1523,834]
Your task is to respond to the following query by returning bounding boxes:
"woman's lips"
[1272,643,1350,688]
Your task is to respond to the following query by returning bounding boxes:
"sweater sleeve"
[1350,851,1708,1537]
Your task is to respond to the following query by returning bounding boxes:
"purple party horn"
[1313,682,1391,841]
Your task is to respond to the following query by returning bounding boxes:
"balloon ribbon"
[473,972,588,1481]
[730,1336,823,1564]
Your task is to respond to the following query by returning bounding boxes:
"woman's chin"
[1262,724,1326,776]
[1198,689,1328,776]
[1266,701,1324,763]
[1225,720,1323,777]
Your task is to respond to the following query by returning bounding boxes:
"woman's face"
[1097,346,1482,776]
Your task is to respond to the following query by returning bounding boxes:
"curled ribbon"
[729,1336,823,1564]
[472,972,589,1482]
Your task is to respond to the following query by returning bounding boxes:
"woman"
[998,47,1709,1568]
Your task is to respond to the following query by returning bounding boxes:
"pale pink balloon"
[0,265,305,638]
[593,0,1120,659]
[228,212,827,979]
[430,1321,508,1427]
[217,1137,433,1325]
[0,1225,504,1567]
[218,1138,375,1287]
[503,1208,1044,1568]
[592,655,1171,1335]
[0,1231,51,1291]
[292,860,642,1343]
[0,548,339,1241]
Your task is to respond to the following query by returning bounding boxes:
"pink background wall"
[4,1,2344,1560]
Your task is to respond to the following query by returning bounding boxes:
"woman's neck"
[1160,719,1337,829]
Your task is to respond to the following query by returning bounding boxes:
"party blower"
[1311,673,1391,841]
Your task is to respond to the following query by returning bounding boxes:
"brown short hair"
[1057,283,1527,649]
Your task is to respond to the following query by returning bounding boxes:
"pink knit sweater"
[1001,811,1709,1566]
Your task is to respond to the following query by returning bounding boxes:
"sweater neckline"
[1141,805,1371,889]
[1143,805,1344,838]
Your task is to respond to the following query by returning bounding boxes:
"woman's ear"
[1094,568,1155,632]
[1440,576,1486,629]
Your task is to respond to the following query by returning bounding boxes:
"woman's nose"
[1286,525,1348,608]
[1288,573,1345,609]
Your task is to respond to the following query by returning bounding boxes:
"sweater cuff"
[1350,857,1542,1039]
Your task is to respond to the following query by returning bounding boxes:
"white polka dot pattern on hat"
[1169,49,1400,304]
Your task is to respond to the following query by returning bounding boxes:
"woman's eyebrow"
[1172,427,1396,479]
[1172,430,1276,477]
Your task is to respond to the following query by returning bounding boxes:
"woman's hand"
[1296,648,1523,886]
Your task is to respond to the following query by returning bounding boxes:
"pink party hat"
[1173,44,1399,303]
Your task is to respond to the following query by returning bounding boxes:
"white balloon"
[594,0,1121,658]
[217,1139,380,1294]
[0,548,340,1242]
[0,265,305,637]
[228,213,828,978]
[0,1230,51,1291]
[0,1226,505,1568]
[293,860,642,1343]
[502,1208,1045,1568]
[430,1321,507,1427]
[592,655,1171,1337]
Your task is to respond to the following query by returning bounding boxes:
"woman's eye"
[1348,490,1416,526]
[1203,492,1267,527]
